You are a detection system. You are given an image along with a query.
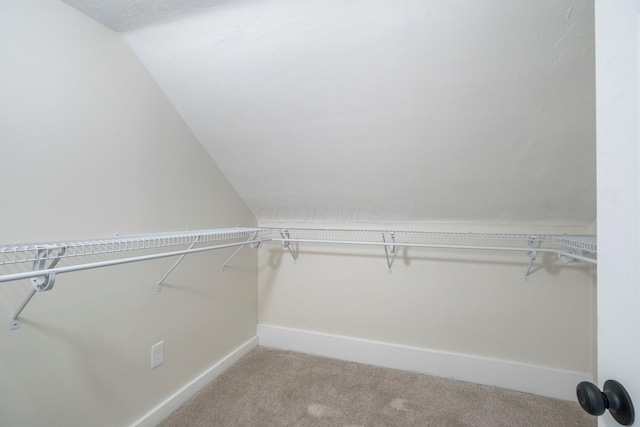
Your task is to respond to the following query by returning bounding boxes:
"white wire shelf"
[265,227,597,277]
[0,226,596,271]
[552,235,597,254]
[265,227,596,252]
[0,227,268,266]
[0,225,596,331]
[0,227,270,330]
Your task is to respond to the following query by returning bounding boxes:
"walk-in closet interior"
[1,0,623,425]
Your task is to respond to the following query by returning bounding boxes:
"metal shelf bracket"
[11,247,66,330]
[382,232,396,274]
[156,237,201,292]
[558,248,584,265]
[524,237,542,281]
[221,231,261,272]
[280,230,297,263]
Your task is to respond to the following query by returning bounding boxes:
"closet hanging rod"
[0,227,597,284]
[0,227,269,266]
[0,238,272,285]
[2,227,270,330]
[0,226,595,330]
[268,237,597,265]
[263,228,597,253]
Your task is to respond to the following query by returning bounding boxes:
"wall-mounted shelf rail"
[0,226,596,331]
[0,227,270,329]
[263,228,597,274]
[0,227,267,267]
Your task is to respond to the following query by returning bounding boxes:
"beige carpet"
[159,346,594,427]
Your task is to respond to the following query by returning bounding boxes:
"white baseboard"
[258,324,591,401]
[132,335,259,427]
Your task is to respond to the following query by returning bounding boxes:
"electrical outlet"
[151,341,164,369]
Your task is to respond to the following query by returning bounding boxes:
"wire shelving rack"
[0,226,596,330]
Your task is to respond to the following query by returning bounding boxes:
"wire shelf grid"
[269,228,596,251]
[0,227,268,266]
[0,225,596,331]
[552,235,597,254]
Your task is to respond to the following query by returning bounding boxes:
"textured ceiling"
[61,0,232,32]
[64,0,596,226]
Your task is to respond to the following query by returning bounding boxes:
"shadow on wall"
[259,245,592,279]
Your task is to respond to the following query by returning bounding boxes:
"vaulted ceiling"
[63,0,596,225]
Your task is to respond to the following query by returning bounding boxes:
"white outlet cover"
[151,341,164,369]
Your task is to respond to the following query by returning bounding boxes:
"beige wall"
[0,0,596,423]
[0,1,256,426]
[259,222,595,374]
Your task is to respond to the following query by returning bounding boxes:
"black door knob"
[577,380,635,426]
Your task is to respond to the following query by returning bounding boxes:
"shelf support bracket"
[524,237,542,282]
[156,237,200,292]
[558,248,584,265]
[221,231,261,272]
[382,232,396,274]
[280,230,297,263]
[11,246,66,330]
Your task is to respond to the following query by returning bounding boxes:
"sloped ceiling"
[63,0,596,225]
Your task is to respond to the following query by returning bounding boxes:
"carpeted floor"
[158,346,595,427]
